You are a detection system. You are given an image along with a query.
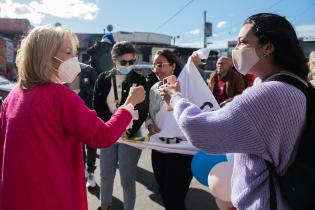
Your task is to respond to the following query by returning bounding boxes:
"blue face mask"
[116,65,134,75]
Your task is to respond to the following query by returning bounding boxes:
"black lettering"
[200,102,213,110]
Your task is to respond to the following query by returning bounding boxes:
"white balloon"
[208,162,233,202]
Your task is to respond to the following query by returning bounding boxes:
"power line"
[211,0,285,37]
[290,4,313,25]
[154,0,195,32]
[264,0,283,12]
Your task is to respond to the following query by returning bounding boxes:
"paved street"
[87,149,219,210]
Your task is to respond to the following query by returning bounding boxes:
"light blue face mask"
[116,65,134,75]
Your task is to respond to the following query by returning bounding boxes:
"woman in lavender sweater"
[160,13,309,210]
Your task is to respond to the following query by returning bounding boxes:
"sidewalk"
[86,149,219,210]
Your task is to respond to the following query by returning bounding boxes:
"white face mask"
[232,47,260,75]
[54,57,81,83]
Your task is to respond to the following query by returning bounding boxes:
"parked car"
[0,76,16,99]
[0,76,11,85]
[133,64,153,77]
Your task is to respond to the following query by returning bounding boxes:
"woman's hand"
[124,85,146,106]
[191,52,202,66]
[159,81,181,105]
[148,124,161,135]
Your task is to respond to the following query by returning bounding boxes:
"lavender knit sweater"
[171,76,306,210]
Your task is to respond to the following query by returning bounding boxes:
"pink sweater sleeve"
[59,87,132,148]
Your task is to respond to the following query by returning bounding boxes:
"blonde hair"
[16,25,79,89]
[308,51,315,85]
[309,51,315,71]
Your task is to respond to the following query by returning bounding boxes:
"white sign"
[120,48,220,154]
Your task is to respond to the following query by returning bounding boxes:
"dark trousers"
[151,150,193,210]
[83,144,97,173]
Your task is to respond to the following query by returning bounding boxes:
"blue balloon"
[191,151,227,186]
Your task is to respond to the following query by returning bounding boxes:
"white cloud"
[0,0,99,24]
[0,0,44,24]
[208,38,230,49]
[295,24,315,37]
[185,29,200,35]
[217,21,228,29]
[177,41,203,48]
[177,38,231,50]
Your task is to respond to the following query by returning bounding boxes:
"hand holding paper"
[148,124,161,136]
[159,75,178,111]
[159,81,180,99]
[191,52,202,66]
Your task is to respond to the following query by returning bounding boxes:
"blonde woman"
[308,51,315,86]
[0,25,145,210]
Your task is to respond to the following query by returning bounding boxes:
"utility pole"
[173,35,180,45]
[203,11,212,48]
[204,10,207,48]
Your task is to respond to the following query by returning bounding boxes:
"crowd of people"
[1,12,315,210]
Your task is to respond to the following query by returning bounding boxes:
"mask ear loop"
[52,57,64,83]
[115,63,122,70]
[52,57,63,71]
[114,58,121,69]
[53,56,64,63]
[261,52,270,59]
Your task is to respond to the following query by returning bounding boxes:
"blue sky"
[1,0,314,49]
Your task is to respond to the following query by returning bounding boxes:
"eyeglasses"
[118,58,136,66]
[216,63,226,67]
[152,63,170,70]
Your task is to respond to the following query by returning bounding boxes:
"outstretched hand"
[124,85,146,106]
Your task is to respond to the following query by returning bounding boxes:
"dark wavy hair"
[244,13,308,80]
[155,49,183,77]
[111,41,136,58]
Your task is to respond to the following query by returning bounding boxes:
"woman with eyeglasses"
[93,41,149,210]
[145,49,193,210]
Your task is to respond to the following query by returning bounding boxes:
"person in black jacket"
[80,63,99,188]
[68,63,99,188]
[93,41,149,210]
[87,34,114,75]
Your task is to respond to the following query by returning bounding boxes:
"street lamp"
[173,35,180,45]
[103,24,114,34]
[54,22,62,27]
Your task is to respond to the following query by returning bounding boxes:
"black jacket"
[79,63,98,109]
[87,41,114,75]
[92,69,149,137]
